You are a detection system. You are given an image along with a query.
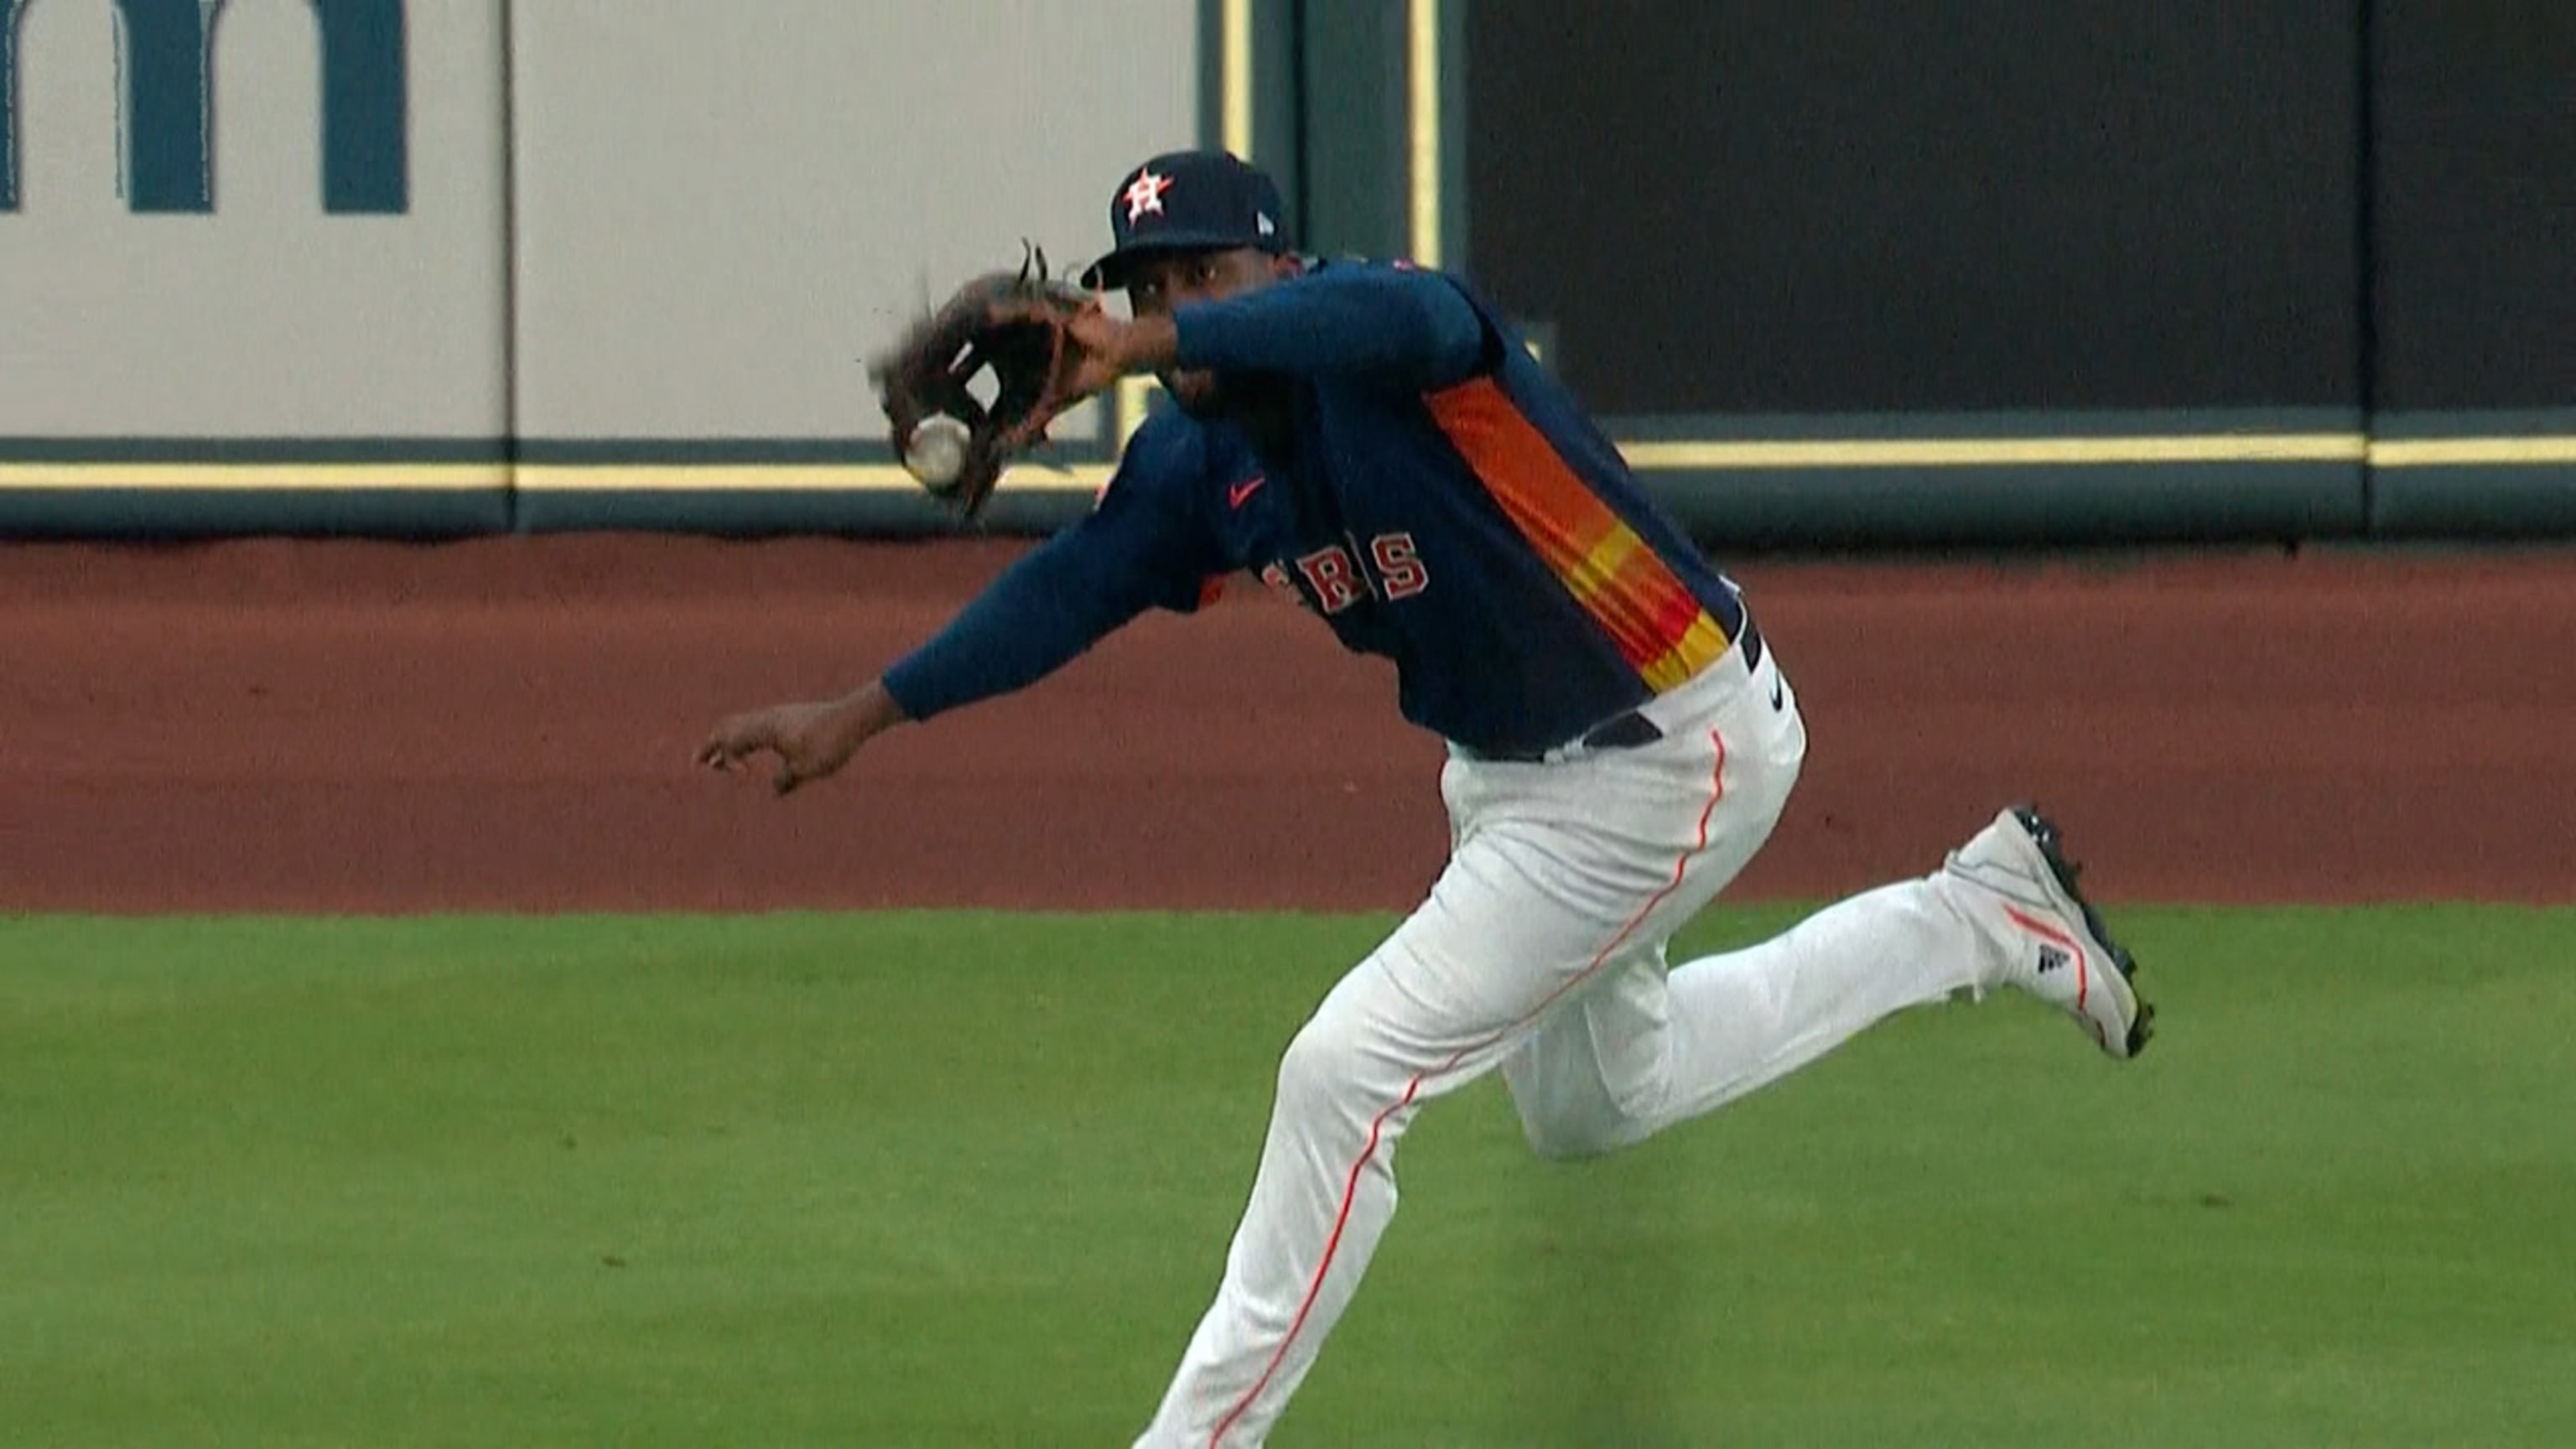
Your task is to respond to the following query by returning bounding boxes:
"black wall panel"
[1462,3,2365,417]
[2369,1,2576,410]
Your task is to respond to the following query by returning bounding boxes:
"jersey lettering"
[1370,533,1429,600]
[1296,546,1368,615]
[1259,561,1311,611]
[1271,534,1431,615]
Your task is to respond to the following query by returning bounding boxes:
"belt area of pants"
[1473,618,1764,765]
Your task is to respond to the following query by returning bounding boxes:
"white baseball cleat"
[1944,804,2154,1059]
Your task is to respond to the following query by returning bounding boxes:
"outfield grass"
[3,906,2572,1446]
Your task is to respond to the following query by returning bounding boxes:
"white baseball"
[905,415,971,489]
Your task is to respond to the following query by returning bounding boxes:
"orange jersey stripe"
[1426,378,1729,690]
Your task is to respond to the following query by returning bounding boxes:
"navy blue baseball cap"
[1081,149,1291,289]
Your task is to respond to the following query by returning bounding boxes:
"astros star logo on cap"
[1123,167,1174,223]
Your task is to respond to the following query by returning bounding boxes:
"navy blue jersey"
[880,259,1752,759]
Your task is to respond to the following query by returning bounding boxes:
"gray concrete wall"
[2,0,508,437]
[0,0,1197,449]
[507,0,1196,443]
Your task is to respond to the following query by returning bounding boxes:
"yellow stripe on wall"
[1607,434,2576,470]
[2368,437,2576,466]
[1222,0,1254,160]
[3,435,2567,492]
[0,463,1113,493]
[1407,0,1443,268]
[512,464,1113,493]
[1618,434,2371,470]
[0,464,509,491]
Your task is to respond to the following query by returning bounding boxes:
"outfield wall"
[0,0,1189,538]
[1,0,2567,545]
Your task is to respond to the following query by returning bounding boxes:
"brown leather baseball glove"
[867,242,1096,520]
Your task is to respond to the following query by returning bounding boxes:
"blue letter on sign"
[0,0,406,214]
[0,0,24,210]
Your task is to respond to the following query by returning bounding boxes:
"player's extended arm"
[698,444,1216,797]
[873,522,1171,720]
[1094,266,1486,392]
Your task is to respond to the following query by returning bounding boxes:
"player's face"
[1124,247,1292,415]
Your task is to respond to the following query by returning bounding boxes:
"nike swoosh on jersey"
[1228,475,1267,508]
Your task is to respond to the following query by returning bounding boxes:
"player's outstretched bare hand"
[696,684,906,797]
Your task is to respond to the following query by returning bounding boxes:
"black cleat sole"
[2010,804,2155,1057]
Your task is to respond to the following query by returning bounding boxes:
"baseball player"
[699,148,2154,1447]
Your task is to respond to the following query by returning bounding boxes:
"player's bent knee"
[1272,1010,1381,1123]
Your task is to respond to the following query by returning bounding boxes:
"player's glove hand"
[867,242,1104,521]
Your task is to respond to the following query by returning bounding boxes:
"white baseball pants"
[1133,632,2028,1447]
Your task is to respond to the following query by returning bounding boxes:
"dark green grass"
[3,906,2571,1446]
